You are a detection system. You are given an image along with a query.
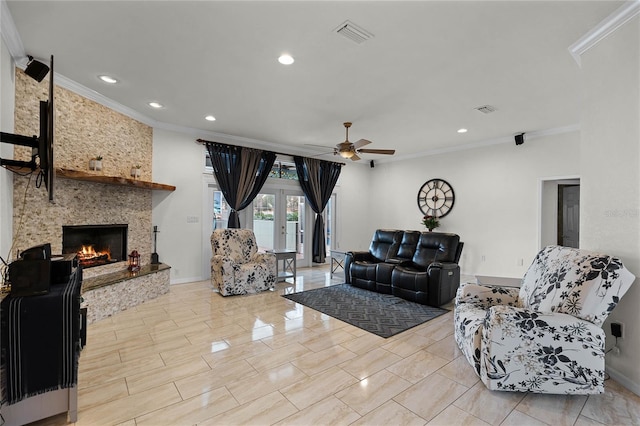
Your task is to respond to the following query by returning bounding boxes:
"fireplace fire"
[63,224,127,269]
[77,245,112,268]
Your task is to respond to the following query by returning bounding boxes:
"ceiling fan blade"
[350,153,361,161]
[305,143,335,150]
[310,151,335,158]
[353,138,372,149]
[357,148,396,155]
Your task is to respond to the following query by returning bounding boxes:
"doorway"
[539,177,580,249]
[558,184,580,248]
[253,189,306,262]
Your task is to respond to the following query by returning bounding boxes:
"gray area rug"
[282,284,449,338]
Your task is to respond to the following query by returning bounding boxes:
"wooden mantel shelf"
[56,168,176,191]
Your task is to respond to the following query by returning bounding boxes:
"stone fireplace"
[11,68,171,324]
[11,69,153,266]
[62,224,128,269]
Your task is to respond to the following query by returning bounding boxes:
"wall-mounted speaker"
[370,160,375,168]
[515,133,525,146]
[25,56,50,82]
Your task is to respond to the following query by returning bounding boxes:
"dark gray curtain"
[206,142,276,228]
[294,156,342,263]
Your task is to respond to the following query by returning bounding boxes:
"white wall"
[540,180,559,247]
[369,131,581,278]
[579,15,640,394]
[152,128,205,284]
[332,163,374,252]
[0,38,14,264]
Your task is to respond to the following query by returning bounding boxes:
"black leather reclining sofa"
[345,229,463,307]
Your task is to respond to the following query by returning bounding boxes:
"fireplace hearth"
[63,224,128,269]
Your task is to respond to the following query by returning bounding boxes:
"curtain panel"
[293,156,342,263]
[205,142,276,228]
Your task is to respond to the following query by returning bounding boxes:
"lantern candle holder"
[128,250,141,272]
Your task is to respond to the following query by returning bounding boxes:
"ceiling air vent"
[475,105,497,114]
[334,20,374,44]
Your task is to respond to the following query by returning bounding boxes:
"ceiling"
[5,1,622,163]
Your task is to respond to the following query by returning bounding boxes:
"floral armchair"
[454,245,635,394]
[210,229,277,296]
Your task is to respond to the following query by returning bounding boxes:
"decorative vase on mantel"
[130,165,141,179]
[89,156,103,172]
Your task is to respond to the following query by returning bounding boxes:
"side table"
[268,250,297,282]
[330,250,347,279]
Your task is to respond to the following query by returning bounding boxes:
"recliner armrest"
[349,251,377,262]
[455,282,520,308]
[427,261,458,271]
[385,257,412,266]
[345,251,376,283]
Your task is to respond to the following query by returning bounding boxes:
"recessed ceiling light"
[98,75,117,84]
[205,115,216,122]
[278,54,294,65]
[457,128,468,133]
[148,102,163,109]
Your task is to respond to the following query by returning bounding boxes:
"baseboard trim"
[606,364,640,397]
[170,276,203,285]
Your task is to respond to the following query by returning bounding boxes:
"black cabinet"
[1,267,83,424]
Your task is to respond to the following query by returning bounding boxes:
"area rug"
[282,284,449,338]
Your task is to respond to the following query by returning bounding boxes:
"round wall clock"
[417,178,455,218]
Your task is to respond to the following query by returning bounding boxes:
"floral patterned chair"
[454,245,635,394]
[210,229,277,296]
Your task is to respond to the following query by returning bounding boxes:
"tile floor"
[33,266,640,425]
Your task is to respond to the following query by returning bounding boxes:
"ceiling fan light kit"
[334,122,395,162]
[338,150,355,159]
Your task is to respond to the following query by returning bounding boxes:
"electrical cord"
[35,169,45,188]
[0,172,33,290]
[602,337,621,382]
[0,164,35,177]
[605,336,620,355]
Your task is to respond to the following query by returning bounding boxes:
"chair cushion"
[412,232,460,268]
[520,245,635,327]
[369,229,403,262]
[211,229,258,263]
[394,231,421,261]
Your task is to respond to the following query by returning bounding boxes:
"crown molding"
[1,0,25,61]
[389,124,581,164]
[569,0,640,66]
[54,73,159,128]
[155,120,316,157]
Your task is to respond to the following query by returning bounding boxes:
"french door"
[253,189,307,264]
[203,177,335,279]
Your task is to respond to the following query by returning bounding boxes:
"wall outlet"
[611,322,623,339]
[517,258,524,266]
[481,255,486,262]
[186,216,199,224]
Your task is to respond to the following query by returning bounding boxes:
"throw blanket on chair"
[1,269,82,405]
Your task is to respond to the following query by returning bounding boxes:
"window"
[205,151,298,181]
[268,161,299,180]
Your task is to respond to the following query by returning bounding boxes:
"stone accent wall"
[11,69,153,263]
[82,268,170,324]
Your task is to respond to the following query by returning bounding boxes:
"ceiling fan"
[334,122,395,161]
